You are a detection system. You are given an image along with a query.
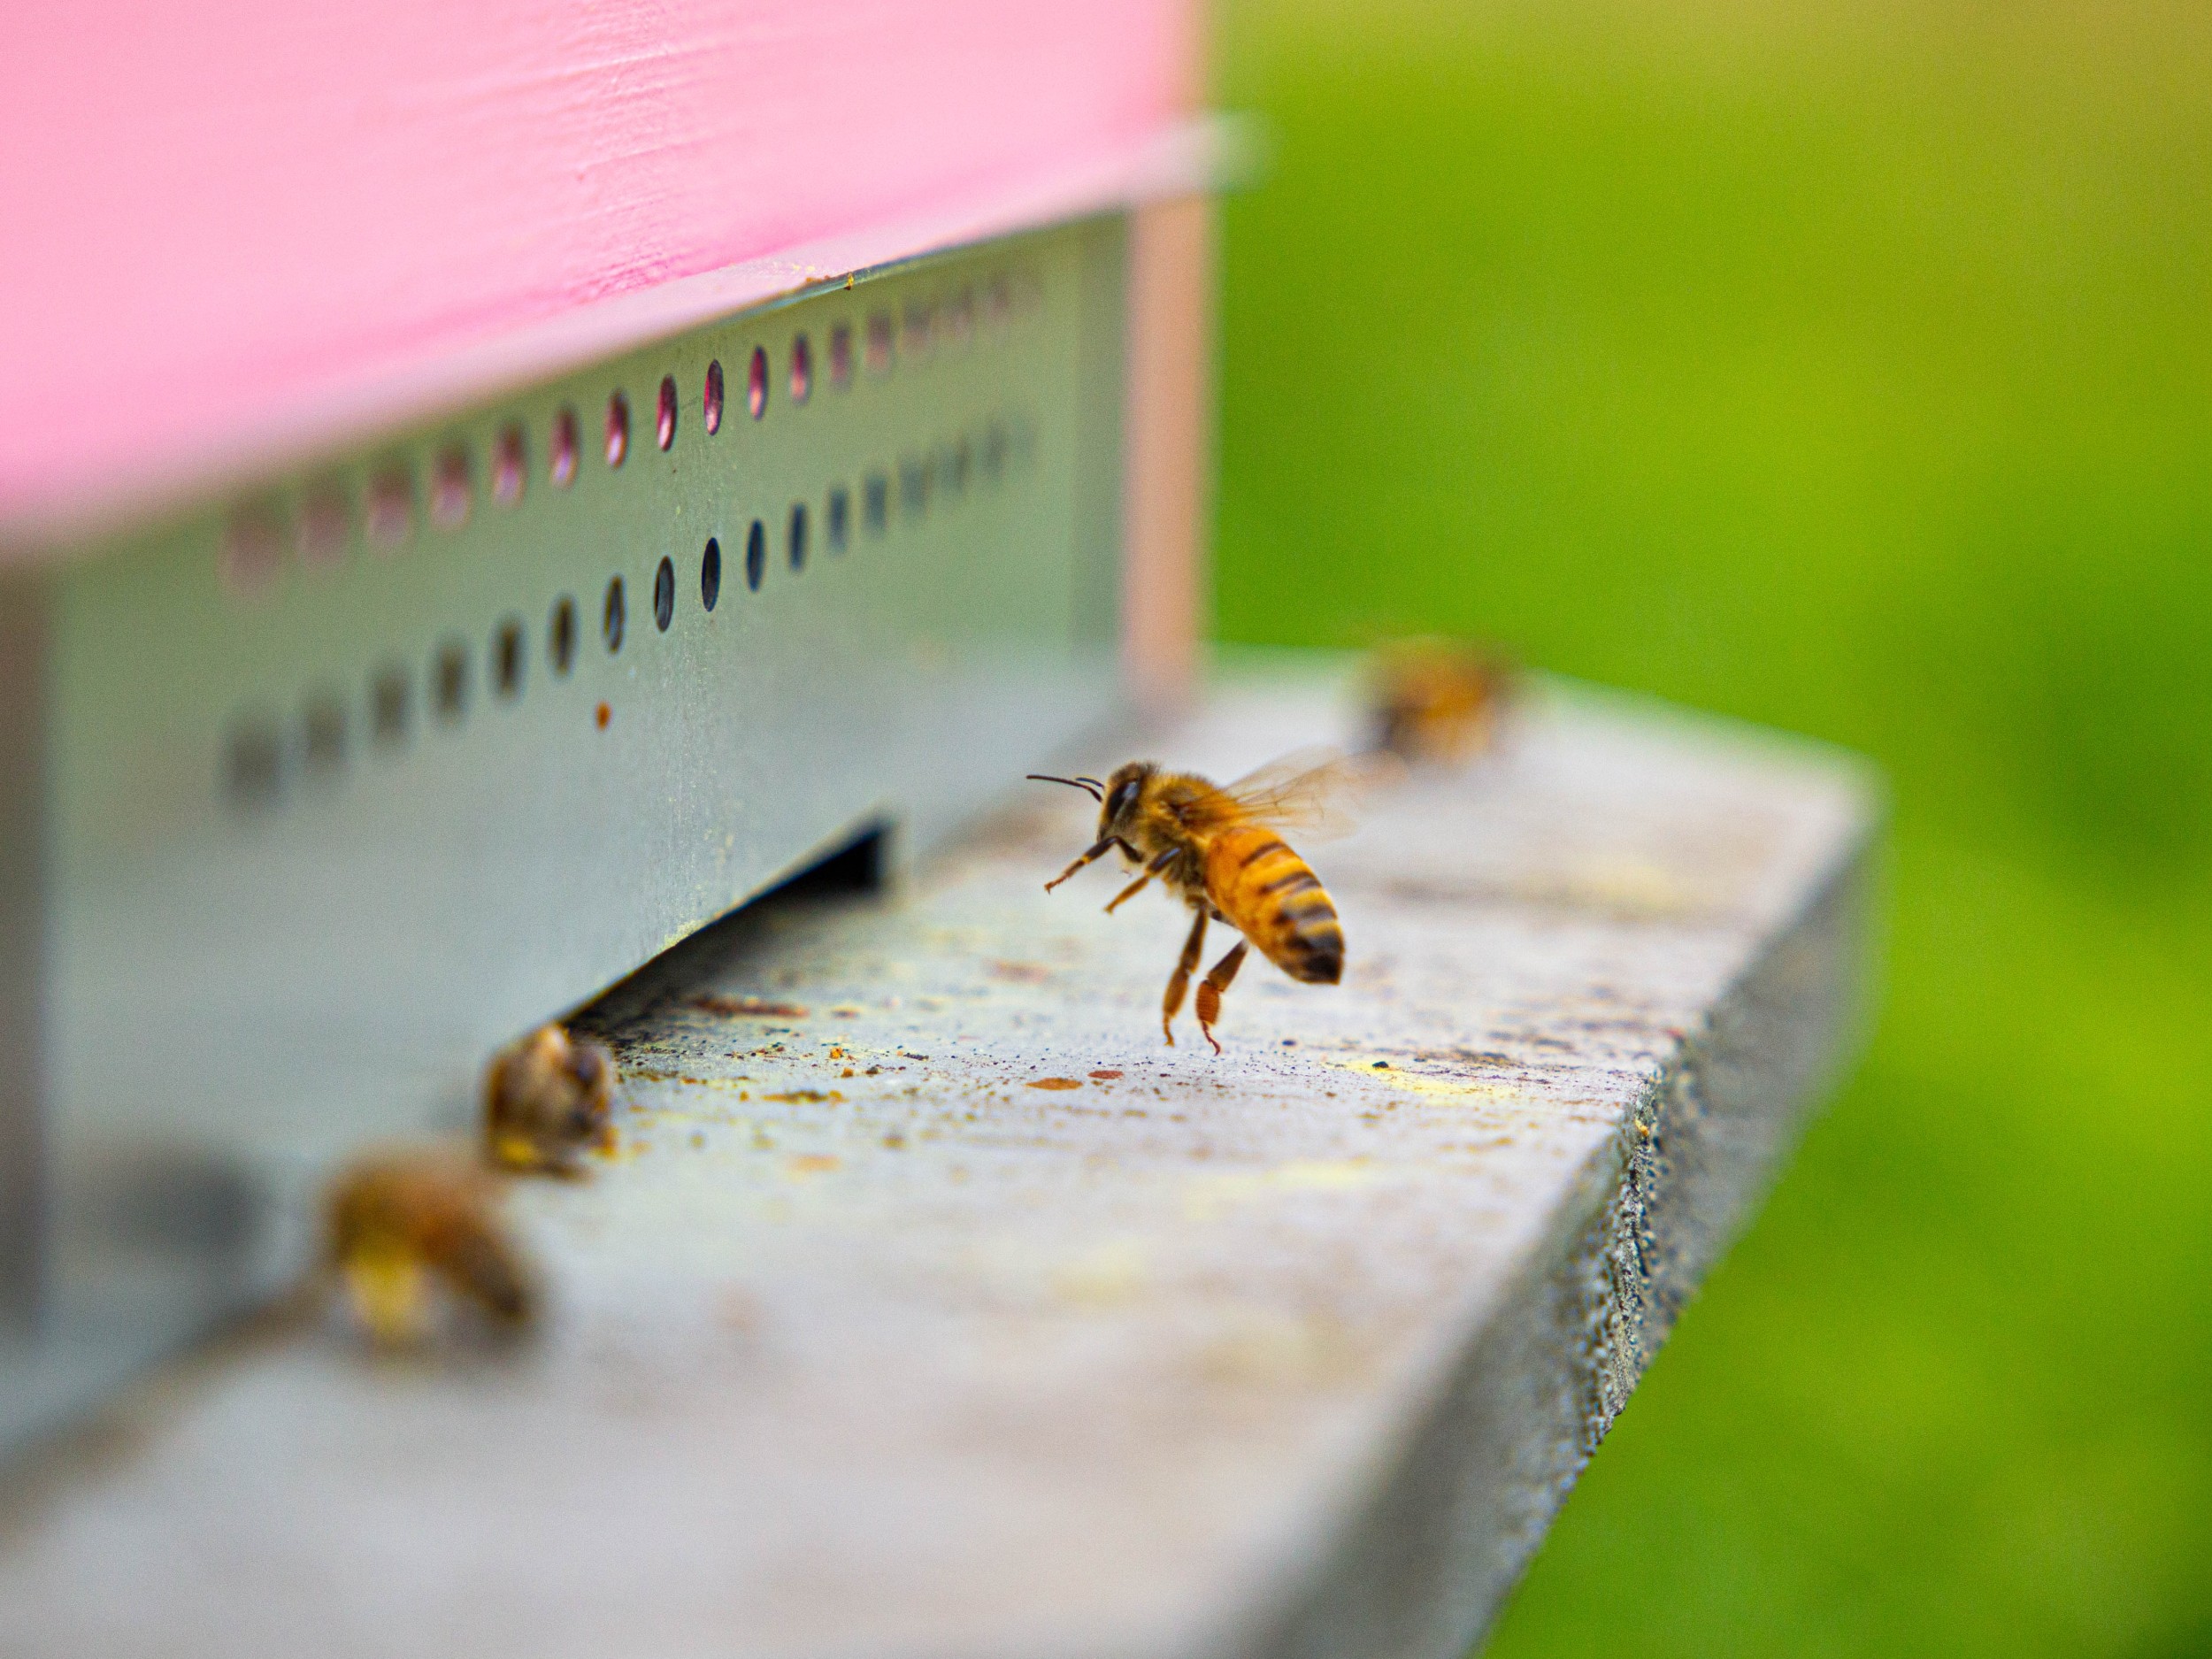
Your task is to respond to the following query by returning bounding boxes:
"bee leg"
[1046,836,1120,893]
[1106,849,1179,914]
[1161,908,1209,1045]
[1194,940,1250,1056]
[1106,872,1154,912]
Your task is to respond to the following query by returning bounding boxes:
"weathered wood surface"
[0,675,1875,1659]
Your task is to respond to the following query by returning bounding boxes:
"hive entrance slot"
[573,826,887,1030]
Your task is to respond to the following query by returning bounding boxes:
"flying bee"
[483,1022,618,1176]
[1029,751,1360,1053]
[1366,638,1519,764]
[323,1151,536,1348]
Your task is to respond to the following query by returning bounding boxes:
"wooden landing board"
[0,675,1875,1659]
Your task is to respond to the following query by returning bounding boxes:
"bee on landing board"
[483,1022,618,1176]
[1366,639,1519,764]
[323,1152,536,1347]
[1029,752,1360,1053]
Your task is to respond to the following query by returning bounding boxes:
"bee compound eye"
[1106,780,1139,820]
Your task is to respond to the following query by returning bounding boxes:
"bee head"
[1026,764,1155,841]
[1097,762,1153,839]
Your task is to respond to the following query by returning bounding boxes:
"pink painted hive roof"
[0,0,1200,548]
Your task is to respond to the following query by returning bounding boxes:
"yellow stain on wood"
[1183,1157,1380,1221]
[1270,1159,1379,1190]
[1053,1238,1148,1305]
[1197,1309,1365,1389]
[1317,1056,1522,1102]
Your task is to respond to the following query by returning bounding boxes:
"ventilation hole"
[865,313,893,376]
[899,456,928,518]
[303,692,347,773]
[829,325,853,390]
[746,520,765,591]
[827,488,849,553]
[493,425,527,506]
[225,716,283,806]
[944,288,974,349]
[603,578,626,652]
[296,485,350,568]
[982,420,1009,482]
[787,503,808,572]
[605,393,630,467]
[549,596,578,675]
[494,618,525,697]
[864,472,889,535]
[901,303,934,363]
[654,556,675,631]
[434,641,469,723]
[702,537,722,611]
[221,504,285,595]
[657,375,679,450]
[747,347,768,419]
[703,360,725,434]
[371,665,410,744]
[790,334,812,404]
[366,466,413,547]
[550,408,580,487]
[431,446,472,528]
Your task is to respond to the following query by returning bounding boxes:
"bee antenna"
[1026,773,1104,802]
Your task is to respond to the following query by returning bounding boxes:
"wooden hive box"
[0,0,1222,1434]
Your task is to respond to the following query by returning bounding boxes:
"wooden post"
[1123,195,1217,712]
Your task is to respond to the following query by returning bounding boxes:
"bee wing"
[1209,746,1397,843]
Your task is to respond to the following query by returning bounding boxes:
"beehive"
[0,0,1219,1446]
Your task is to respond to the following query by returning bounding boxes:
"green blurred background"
[1209,1,2212,1653]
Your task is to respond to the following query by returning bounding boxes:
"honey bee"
[1030,752,1357,1053]
[483,1022,618,1175]
[1367,639,1518,764]
[323,1151,536,1347]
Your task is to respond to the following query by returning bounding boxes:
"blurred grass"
[1209,2,2212,1653]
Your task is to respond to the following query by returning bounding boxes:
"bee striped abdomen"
[1206,825,1344,986]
